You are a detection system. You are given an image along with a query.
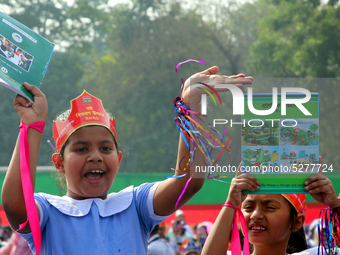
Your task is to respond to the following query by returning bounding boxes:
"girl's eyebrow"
[243,199,255,204]
[99,139,115,144]
[71,141,89,146]
[243,199,281,204]
[71,139,115,146]
[262,199,281,205]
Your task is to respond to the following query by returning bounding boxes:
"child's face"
[53,126,122,200]
[241,194,295,247]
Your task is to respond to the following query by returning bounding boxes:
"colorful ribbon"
[171,59,233,208]
[318,208,340,255]
[223,202,250,255]
[19,122,45,255]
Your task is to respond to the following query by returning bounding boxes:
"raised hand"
[304,156,339,208]
[181,66,253,105]
[13,82,48,124]
[226,163,260,208]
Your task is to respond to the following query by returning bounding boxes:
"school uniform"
[20,182,168,255]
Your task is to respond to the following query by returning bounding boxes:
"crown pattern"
[53,90,117,152]
[282,194,306,214]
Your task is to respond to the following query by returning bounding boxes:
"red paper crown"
[53,90,117,152]
[282,194,306,214]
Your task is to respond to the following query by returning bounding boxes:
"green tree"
[193,0,266,75]
[77,1,229,172]
[250,0,340,78]
[248,0,340,171]
[34,51,84,165]
[0,0,69,44]
[77,0,267,173]
[310,123,319,138]
[297,130,307,140]
[0,0,265,174]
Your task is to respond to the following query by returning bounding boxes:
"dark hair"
[52,169,67,194]
[151,224,159,235]
[285,199,308,253]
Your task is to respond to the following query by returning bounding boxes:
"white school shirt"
[20,182,168,255]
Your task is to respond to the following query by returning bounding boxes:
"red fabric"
[164,203,326,227]
[0,203,326,228]
[53,90,117,152]
[282,194,306,214]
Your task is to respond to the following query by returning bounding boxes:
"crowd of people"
[0,221,32,255]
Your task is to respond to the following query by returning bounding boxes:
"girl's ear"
[292,213,305,232]
[118,151,123,164]
[52,153,65,174]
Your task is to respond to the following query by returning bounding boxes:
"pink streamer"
[175,59,207,73]
[224,202,250,255]
[175,174,193,208]
[222,128,228,139]
[19,122,45,255]
[175,59,206,94]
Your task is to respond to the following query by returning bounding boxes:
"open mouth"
[85,170,104,180]
[250,226,267,232]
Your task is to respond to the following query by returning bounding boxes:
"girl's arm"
[201,206,235,255]
[153,66,253,216]
[1,83,47,233]
[201,169,259,255]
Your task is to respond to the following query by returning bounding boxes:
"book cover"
[241,93,320,194]
[0,11,54,102]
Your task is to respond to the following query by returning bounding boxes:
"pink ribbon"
[175,173,193,208]
[19,122,45,255]
[175,59,206,95]
[223,202,250,255]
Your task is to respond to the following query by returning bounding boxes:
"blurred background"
[0,0,339,232]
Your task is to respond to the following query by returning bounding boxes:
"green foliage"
[0,0,69,43]
[249,1,340,170]
[0,0,270,173]
[78,2,214,173]
[250,0,340,78]
[310,123,319,132]
[297,130,307,140]
[38,51,84,165]
[76,1,265,173]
